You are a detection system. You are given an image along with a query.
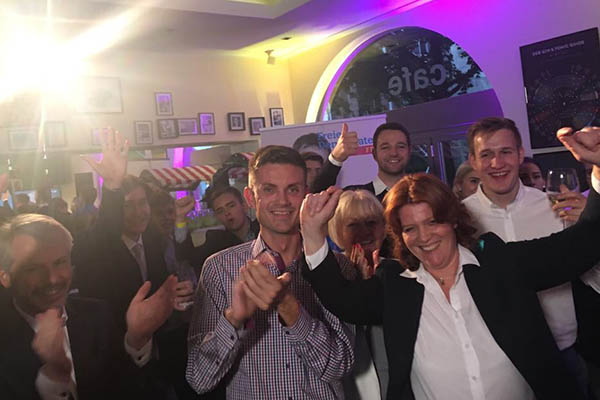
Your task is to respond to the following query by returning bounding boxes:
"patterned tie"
[131,242,149,282]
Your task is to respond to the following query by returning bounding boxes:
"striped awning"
[140,165,217,191]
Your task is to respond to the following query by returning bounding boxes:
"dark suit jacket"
[311,158,387,200]
[0,296,140,400]
[71,188,169,331]
[176,219,260,272]
[303,188,600,400]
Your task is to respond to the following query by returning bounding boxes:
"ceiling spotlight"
[265,49,275,65]
[282,37,292,41]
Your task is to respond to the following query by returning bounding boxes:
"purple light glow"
[172,147,187,199]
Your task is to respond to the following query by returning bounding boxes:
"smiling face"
[123,186,151,239]
[399,202,458,272]
[245,163,306,237]
[1,232,72,316]
[373,129,410,176]
[469,129,524,207]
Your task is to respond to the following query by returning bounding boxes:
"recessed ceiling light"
[282,37,292,41]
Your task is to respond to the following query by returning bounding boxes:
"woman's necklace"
[433,272,456,286]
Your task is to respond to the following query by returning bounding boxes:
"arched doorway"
[313,27,503,183]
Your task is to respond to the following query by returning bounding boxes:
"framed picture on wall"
[228,112,245,131]
[75,77,123,113]
[155,92,174,116]
[248,117,265,135]
[177,118,198,135]
[8,126,38,150]
[269,107,284,127]
[44,121,67,148]
[134,121,153,145]
[198,112,215,135]
[157,119,179,139]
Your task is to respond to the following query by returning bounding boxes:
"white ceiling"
[1,0,431,57]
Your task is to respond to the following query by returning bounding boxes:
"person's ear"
[243,186,256,210]
[518,147,525,165]
[0,270,11,288]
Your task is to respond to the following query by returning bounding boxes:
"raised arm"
[506,127,600,290]
[310,123,359,193]
[300,187,385,325]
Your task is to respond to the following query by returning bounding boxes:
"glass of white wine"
[546,168,580,227]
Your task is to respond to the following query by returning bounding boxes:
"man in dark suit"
[311,122,411,201]
[0,212,177,400]
[175,185,259,272]
[71,130,196,399]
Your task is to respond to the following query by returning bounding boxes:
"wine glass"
[546,168,580,227]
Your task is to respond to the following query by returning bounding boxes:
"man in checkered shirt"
[187,145,355,399]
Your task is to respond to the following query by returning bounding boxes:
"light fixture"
[265,49,275,65]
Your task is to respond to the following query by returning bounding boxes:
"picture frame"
[8,126,38,150]
[227,112,246,131]
[44,121,67,148]
[177,118,199,136]
[75,77,123,113]
[269,107,284,127]
[155,92,174,116]
[157,119,179,139]
[91,128,103,146]
[248,117,266,135]
[198,112,215,135]
[134,121,153,145]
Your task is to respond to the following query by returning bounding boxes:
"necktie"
[131,242,148,282]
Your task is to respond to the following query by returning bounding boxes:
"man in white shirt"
[463,117,600,395]
[0,210,177,400]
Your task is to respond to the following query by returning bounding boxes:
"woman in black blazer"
[299,127,600,400]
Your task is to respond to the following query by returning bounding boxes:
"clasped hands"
[226,254,298,329]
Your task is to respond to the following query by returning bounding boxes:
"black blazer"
[311,158,387,200]
[303,189,600,400]
[0,296,141,400]
[71,188,169,330]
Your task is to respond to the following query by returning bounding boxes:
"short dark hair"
[384,173,477,270]
[467,117,522,155]
[248,146,306,187]
[521,156,541,169]
[204,185,244,210]
[148,188,174,210]
[301,153,324,164]
[121,175,150,198]
[373,122,411,149]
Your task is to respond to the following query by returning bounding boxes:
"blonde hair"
[328,190,384,251]
[452,161,475,197]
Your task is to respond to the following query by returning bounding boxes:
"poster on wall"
[260,114,386,188]
[520,28,600,149]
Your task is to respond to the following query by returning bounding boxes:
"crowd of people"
[0,117,600,400]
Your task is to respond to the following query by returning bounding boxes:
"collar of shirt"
[250,233,302,273]
[473,181,527,211]
[372,175,389,196]
[399,245,480,283]
[13,298,68,333]
[121,234,144,251]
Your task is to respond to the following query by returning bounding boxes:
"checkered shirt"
[186,235,355,399]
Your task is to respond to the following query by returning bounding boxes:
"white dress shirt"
[306,244,534,400]
[328,153,389,197]
[463,178,600,350]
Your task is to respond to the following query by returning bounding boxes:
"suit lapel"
[383,267,424,394]
[66,300,92,388]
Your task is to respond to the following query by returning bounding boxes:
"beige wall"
[287,0,600,155]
